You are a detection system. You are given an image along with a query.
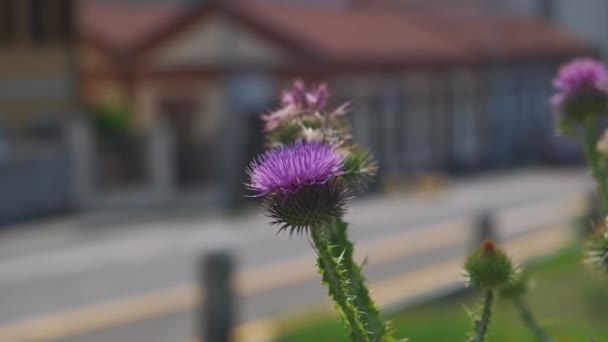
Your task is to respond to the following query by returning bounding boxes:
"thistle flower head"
[551,58,608,124]
[247,142,348,235]
[247,141,345,197]
[464,240,514,290]
[585,217,608,273]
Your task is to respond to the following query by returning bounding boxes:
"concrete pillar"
[199,249,236,342]
[148,116,176,203]
[67,117,94,209]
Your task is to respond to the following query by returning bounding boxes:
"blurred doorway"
[160,97,215,191]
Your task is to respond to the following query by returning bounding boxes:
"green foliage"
[499,271,529,299]
[585,227,608,273]
[465,241,514,290]
[467,290,494,342]
[301,118,322,130]
[275,247,608,342]
[271,123,302,145]
[326,218,393,341]
[311,218,394,342]
[342,147,377,191]
[92,103,132,140]
[264,181,348,237]
[312,227,369,341]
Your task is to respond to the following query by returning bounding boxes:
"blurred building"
[78,0,589,209]
[0,0,80,222]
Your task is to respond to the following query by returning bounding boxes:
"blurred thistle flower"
[551,58,608,128]
[247,142,347,235]
[262,80,330,132]
[464,240,514,290]
[281,80,329,111]
[585,217,608,273]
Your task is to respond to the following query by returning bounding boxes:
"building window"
[29,0,46,42]
[58,0,74,40]
[28,0,73,43]
[0,0,15,43]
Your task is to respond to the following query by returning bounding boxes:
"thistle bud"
[585,217,608,273]
[342,146,378,191]
[464,240,514,289]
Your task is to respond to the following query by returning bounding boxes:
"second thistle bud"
[585,217,608,273]
[465,240,514,290]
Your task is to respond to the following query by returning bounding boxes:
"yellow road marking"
[0,219,468,342]
[0,285,198,342]
[0,195,580,342]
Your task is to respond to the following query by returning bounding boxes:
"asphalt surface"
[0,169,592,342]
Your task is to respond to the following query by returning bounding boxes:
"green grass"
[274,245,608,342]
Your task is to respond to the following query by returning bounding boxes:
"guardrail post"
[200,249,236,342]
[475,210,496,247]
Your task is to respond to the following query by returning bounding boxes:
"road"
[0,169,592,342]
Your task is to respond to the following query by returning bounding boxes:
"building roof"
[233,3,478,67]
[80,1,591,68]
[418,14,588,59]
[81,3,185,52]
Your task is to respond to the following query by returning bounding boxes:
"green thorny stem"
[583,116,608,213]
[513,298,554,342]
[311,217,394,342]
[468,290,494,342]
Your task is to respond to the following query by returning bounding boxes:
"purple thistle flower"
[551,58,608,120]
[247,142,345,197]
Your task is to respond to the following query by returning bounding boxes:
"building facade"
[0,0,80,222]
[79,1,589,209]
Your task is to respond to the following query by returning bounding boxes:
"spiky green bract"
[498,270,529,299]
[327,218,393,341]
[582,117,608,212]
[465,240,514,290]
[498,271,555,342]
[513,298,554,342]
[585,223,608,273]
[312,218,395,342]
[264,181,348,236]
[467,290,494,342]
[343,146,378,191]
[269,123,301,146]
